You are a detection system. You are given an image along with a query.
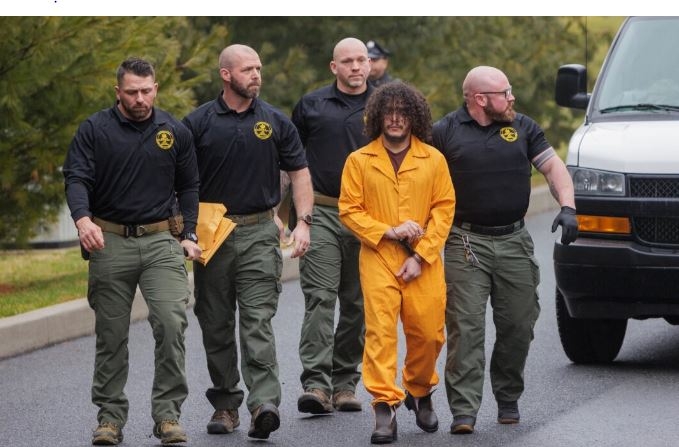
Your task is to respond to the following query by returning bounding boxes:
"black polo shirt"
[183,94,307,215]
[63,105,200,230]
[432,105,551,226]
[292,82,374,198]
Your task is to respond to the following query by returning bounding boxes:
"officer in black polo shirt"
[290,37,373,416]
[63,57,200,446]
[367,40,394,88]
[432,65,578,435]
[182,44,313,440]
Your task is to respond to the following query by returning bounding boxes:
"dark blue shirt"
[63,105,199,230]
[292,82,374,198]
[433,105,551,226]
[183,94,307,215]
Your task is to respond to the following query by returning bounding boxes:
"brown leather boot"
[207,409,240,434]
[371,402,397,444]
[404,390,438,433]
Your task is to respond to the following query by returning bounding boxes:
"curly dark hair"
[364,81,432,144]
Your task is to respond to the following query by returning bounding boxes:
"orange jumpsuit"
[338,136,455,405]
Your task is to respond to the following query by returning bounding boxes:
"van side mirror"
[555,64,590,109]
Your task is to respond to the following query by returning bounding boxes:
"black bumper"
[554,238,679,319]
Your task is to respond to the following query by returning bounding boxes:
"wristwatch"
[297,214,313,225]
[181,232,198,243]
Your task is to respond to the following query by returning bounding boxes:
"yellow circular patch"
[155,130,174,150]
[500,127,518,142]
[254,121,273,140]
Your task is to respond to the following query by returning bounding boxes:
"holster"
[168,213,184,237]
[287,195,297,232]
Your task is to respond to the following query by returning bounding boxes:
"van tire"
[555,288,627,364]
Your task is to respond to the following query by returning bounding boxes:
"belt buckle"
[135,225,147,237]
[124,224,145,238]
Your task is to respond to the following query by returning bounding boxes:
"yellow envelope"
[196,202,236,265]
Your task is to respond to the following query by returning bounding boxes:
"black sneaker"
[450,415,476,434]
[497,400,520,424]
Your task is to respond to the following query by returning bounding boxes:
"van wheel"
[555,288,627,364]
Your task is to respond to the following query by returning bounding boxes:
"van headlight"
[568,167,625,196]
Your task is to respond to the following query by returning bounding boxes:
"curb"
[0,185,553,360]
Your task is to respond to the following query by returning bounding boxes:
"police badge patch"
[254,121,273,140]
[155,130,174,150]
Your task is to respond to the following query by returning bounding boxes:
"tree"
[0,17,226,245]
[1,17,620,245]
[212,16,620,145]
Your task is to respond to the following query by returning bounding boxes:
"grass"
[0,247,197,319]
[0,248,89,318]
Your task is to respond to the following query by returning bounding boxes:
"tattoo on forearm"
[549,181,560,201]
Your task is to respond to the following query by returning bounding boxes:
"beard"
[231,77,260,100]
[383,129,409,146]
[484,101,516,123]
[121,102,152,121]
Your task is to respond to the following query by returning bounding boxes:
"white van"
[554,16,679,363]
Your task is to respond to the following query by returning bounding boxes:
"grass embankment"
[0,248,88,318]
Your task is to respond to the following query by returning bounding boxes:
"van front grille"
[630,177,679,198]
[633,217,679,245]
[628,177,679,245]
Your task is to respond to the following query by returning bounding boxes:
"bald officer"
[291,37,374,415]
[183,44,313,440]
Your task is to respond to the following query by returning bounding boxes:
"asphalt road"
[2,210,679,447]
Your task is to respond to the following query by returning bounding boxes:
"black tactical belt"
[453,218,525,236]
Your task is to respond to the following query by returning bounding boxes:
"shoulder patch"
[155,130,174,150]
[254,121,273,140]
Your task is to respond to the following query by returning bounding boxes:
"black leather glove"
[551,206,578,245]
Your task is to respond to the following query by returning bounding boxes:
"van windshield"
[594,17,679,117]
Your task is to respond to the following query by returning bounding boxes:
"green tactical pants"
[444,225,540,417]
[193,218,282,413]
[298,204,365,395]
[88,231,189,428]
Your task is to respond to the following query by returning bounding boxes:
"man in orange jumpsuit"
[338,82,455,444]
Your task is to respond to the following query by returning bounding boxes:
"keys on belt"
[461,234,481,267]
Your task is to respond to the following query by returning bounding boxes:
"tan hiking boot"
[92,422,123,445]
[248,403,280,439]
[297,388,333,414]
[332,389,362,412]
[207,409,240,434]
[153,420,187,445]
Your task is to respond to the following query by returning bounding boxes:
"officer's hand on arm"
[551,206,579,245]
[180,240,202,261]
[75,216,105,252]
